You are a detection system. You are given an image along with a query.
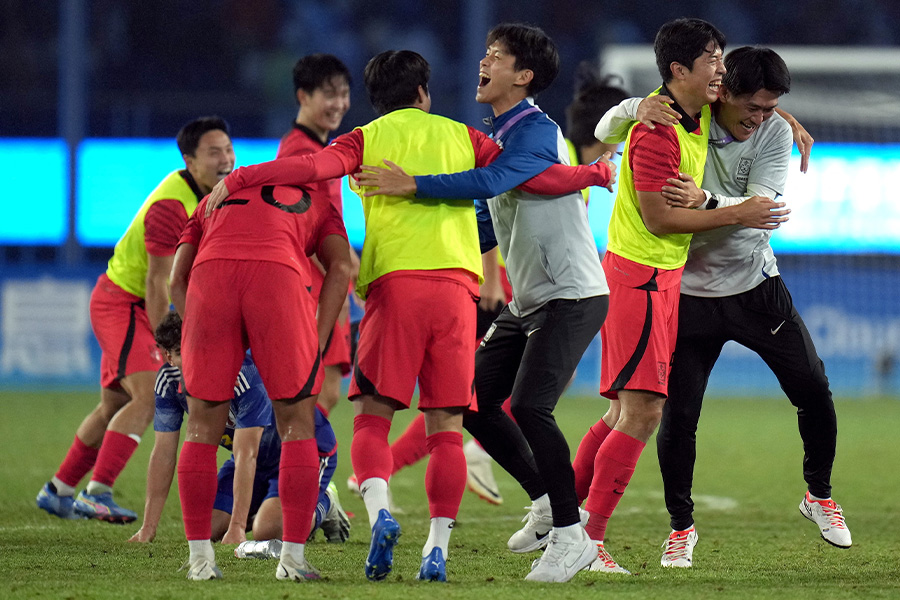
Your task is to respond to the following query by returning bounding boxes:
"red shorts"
[322,312,352,375]
[182,259,322,401]
[599,253,683,399]
[89,273,164,389]
[349,270,477,410]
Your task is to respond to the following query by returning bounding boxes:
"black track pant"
[464,295,608,528]
[657,276,836,531]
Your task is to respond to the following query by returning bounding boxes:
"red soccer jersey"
[629,121,698,193]
[179,184,348,286]
[277,124,344,216]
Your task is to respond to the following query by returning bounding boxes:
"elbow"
[643,216,670,236]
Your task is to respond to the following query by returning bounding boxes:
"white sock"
[50,477,75,497]
[423,517,455,558]
[188,539,214,562]
[532,494,552,516]
[554,523,587,543]
[85,481,112,496]
[360,477,390,529]
[281,541,305,563]
[127,433,142,444]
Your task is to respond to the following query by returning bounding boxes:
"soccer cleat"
[276,554,321,581]
[365,508,402,581]
[524,528,596,583]
[508,504,554,553]
[661,527,699,568]
[416,547,447,582]
[321,482,351,543]
[464,439,503,505]
[799,492,851,548]
[36,483,82,520]
[588,541,630,574]
[185,557,223,581]
[73,490,137,524]
[347,473,362,498]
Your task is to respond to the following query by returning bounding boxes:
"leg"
[316,365,344,415]
[572,400,619,504]
[658,294,725,532]
[252,497,284,542]
[464,308,544,500]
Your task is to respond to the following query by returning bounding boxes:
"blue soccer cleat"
[416,547,447,582]
[36,483,82,520]
[74,490,137,524]
[365,509,401,581]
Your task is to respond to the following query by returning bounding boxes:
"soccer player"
[127,311,349,546]
[570,19,791,573]
[356,23,617,583]
[168,181,351,582]
[596,46,850,566]
[204,49,612,583]
[278,53,359,417]
[36,117,234,523]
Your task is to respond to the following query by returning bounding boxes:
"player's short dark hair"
[176,116,231,157]
[292,53,351,100]
[486,23,559,97]
[654,18,726,83]
[154,311,182,352]
[722,46,791,97]
[565,62,629,151]
[364,50,430,116]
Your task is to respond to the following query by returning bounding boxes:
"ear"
[670,61,688,81]
[719,86,732,102]
[515,69,534,89]
[296,89,309,106]
[417,85,430,104]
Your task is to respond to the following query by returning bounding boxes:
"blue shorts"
[213,457,279,516]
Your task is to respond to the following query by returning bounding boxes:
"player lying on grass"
[127,311,349,547]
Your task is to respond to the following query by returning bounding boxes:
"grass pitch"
[2,389,899,599]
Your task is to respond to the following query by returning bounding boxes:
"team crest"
[735,157,753,184]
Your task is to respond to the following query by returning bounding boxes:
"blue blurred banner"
[2,262,898,396]
[3,139,900,254]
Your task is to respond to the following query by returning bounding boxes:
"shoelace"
[662,531,692,560]
[816,500,847,528]
[595,544,620,569]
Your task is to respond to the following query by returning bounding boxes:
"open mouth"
[739,120,757,133]
[479,74,491,87]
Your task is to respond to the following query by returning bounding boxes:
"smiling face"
[183,129,235,194]
[297,75,351,142]
[674,41,726,116]
[476,41,532,116]
[716,87,780,142]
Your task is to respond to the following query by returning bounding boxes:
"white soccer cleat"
[587,541,630,574]
[276,553,321,582]
[524,528,596,583]
[321,482,351,543]
[661,527,699,568]
[799,492,851,548]
[185,557,223,581]
[464,439,503,505]
[347,474,362,498]
[508,504,555,553]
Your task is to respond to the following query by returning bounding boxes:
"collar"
[293,122,328,148]
[178,169,207,201]
[659,84,702,134]
[708,115,735,147]
[483,98,538,139]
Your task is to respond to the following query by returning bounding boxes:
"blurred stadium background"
[2,0,899,397]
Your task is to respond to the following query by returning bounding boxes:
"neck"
[665,83,703,121]
[491,92,528,117]
[295,111,328,144]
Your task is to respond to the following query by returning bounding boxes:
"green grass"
[3,390,899,599]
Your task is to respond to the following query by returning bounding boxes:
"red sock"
[279,438,319,543]
[572,419,614,504]
[390,413,428,475]
[584,430,645,542]
[90,430,139,487]
[351,414,392,483]
[55,435,99,488]
[177,441,218,540]
[425,431,466,519]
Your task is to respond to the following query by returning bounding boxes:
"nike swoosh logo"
[526,327,542,337]
[771,320,786,335]
[535,531,549,541]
